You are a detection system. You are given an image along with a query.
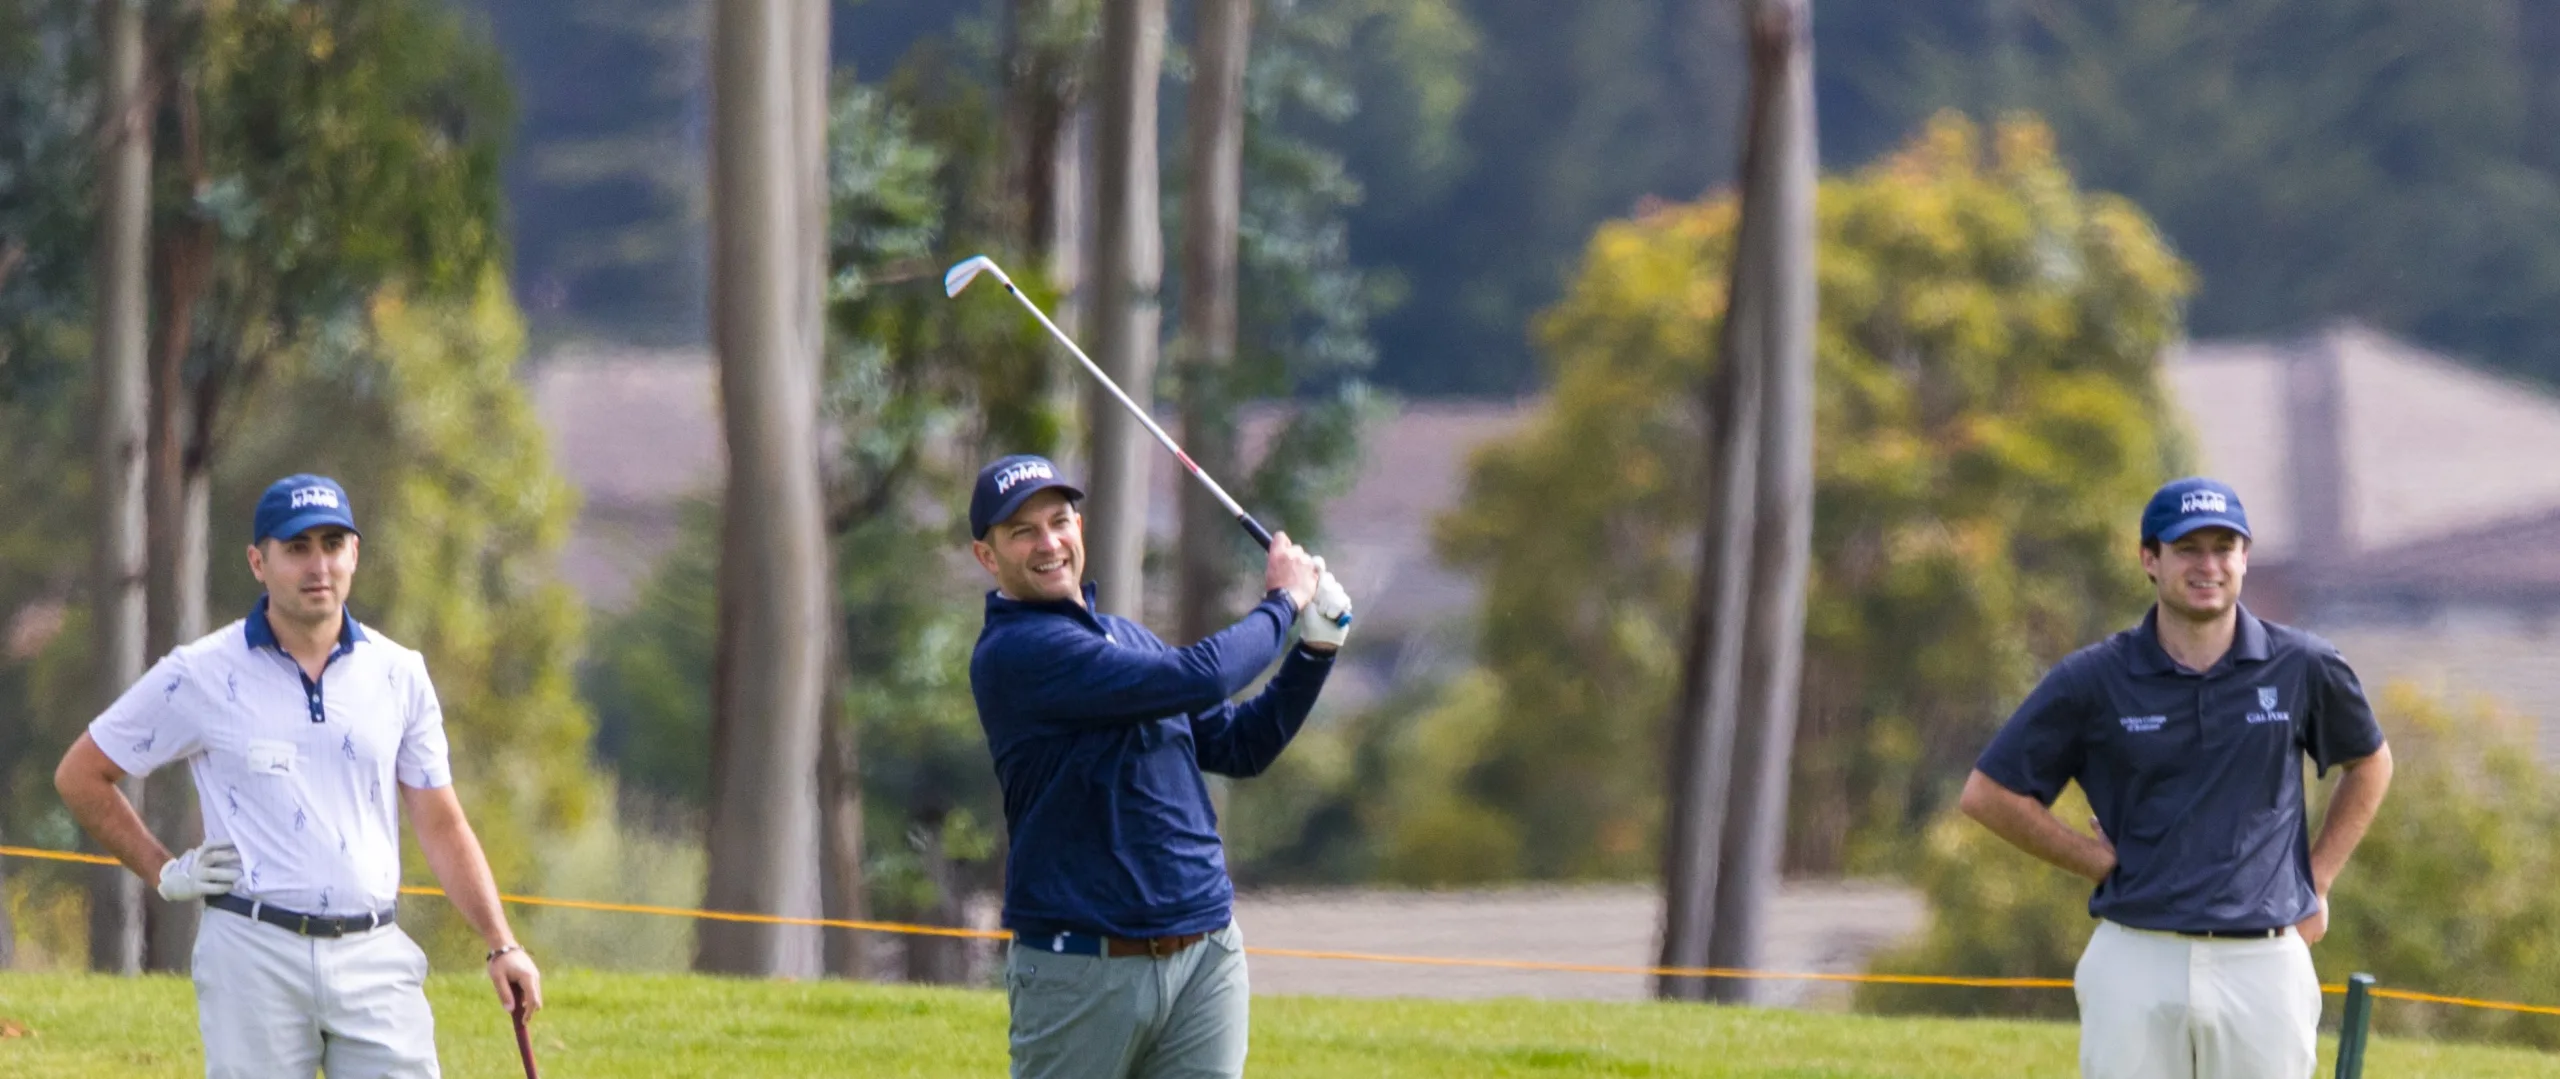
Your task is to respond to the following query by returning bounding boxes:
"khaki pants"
[2075,920,2321,1079]
[193,904,440,1078]
[1006,922,1250,1079]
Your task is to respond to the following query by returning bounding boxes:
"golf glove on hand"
[1302,570,1354,649]
[157,840,242,901]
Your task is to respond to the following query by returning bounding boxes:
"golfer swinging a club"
[1961,478,2393,1079]
[968,454,1351,1079]
[55,474,539,1077]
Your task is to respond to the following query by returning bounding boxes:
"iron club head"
[943,255,1002,298]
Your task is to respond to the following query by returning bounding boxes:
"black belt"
[2174,926,2286,939]
[206,894,397,938]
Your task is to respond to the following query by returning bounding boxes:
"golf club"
[512,1004,540,1079]
[944,254,1277,551]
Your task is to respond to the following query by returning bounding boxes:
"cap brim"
[2154,516,2249,544]
[264,511,360,543]
[976,480,1084,538]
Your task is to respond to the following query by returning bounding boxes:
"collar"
[2128,604,2267,677]
[984,581,1108,634]
[244,594,368,656]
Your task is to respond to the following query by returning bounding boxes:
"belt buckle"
[1146,936,1172,959]
[296,913,314,936]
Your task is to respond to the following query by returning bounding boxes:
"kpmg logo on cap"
[2179,489,2228,514]
[994,460,1055,495]
[290,486,342,510]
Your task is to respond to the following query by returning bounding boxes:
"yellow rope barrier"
[7,843,2556,1016]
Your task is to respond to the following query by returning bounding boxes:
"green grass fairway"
[4,969,2558,1077]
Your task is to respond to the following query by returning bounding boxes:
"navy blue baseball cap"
[252,474,360,543]
[2140,477,2250,545]
[969,454,1083,539]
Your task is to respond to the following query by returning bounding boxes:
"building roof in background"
[529,347,720,609]
[2167,324,2560,564]
[530,323,2560,619]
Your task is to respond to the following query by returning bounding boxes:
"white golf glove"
[157,840,242,901]
[1301,570,1354,649]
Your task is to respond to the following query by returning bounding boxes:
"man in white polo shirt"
[54,473,541,1078]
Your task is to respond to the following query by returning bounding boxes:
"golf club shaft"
[513,1007,540,1079]
[990,274,1275,550]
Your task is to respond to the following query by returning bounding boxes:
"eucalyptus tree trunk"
[1173,0,1253,645]
[1083,0,1165,618]
[89,0,154,977]
[142,171,217,974]
[696,0,830,979]
[1703,0,1818,1005]
[1004,0,1094,467]
[1658,0,1817,1004]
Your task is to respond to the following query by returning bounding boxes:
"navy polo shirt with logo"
[971,582,1333,941]
[1976,607,2385,932]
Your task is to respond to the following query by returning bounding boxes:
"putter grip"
[513,1006,540,1079]
[1239,514,1274,550]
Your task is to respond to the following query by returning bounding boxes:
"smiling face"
[248,527,361,630]
[972,489,1084,604]
[2141,527,2247,623]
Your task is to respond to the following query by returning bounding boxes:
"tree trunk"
[900,815,974,986]
[695,0,831,979]
[1652,209,1766,1002]
[1046,103,1093,469]
[1082,0,1166,619]
[817,684,868,980]
[1654,0,1819,1004]
[1702,0,1818,1006]
[0,822,15,969]
[142,202,216,976]
[89,0,153,977]
[1172,0,1253,646]
[1004,0,1092,467]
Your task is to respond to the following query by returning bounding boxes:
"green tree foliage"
[1246,117,2191,886]
[214,276,603,963]
[0,0,558,965]
[455,0,707,344]
[1864,684,2560,1050]
[583,73,1049,927]
[1819,0,2560,386]
[1208,0,1446,556]
[1345,0,1742,394]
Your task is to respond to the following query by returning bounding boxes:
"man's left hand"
[489,945,543,1014]
[2293,894,2328,945]
[1301,570,1353,652]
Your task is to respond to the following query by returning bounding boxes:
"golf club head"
[943,255,1002,298]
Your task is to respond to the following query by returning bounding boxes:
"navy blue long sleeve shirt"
[970,582,1333,939]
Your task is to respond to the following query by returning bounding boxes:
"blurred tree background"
[1227,115,2190,885]
[471,0,2560,390]
[1,0,2557,1047]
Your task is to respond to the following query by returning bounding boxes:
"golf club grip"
[513,1008,539,1079]
[1239,513,1274,550]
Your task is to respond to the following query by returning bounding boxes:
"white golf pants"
[2074,920,2321,1079]
[192,904,440,1078]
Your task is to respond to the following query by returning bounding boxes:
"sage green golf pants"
[1005,922,1250,1079]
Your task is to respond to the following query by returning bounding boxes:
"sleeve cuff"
[397,765,453,789]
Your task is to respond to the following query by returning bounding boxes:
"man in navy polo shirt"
[965,454,1352,1079]
[1962,477,2394,1079]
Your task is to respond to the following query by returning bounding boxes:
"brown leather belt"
[1105,931,1209,958]
[1020,928,1216,958]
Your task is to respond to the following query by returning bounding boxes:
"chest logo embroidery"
[2119,715,2167,733]
[2246,686,2291,725]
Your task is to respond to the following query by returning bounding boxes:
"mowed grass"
[5,969,2560,1077]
